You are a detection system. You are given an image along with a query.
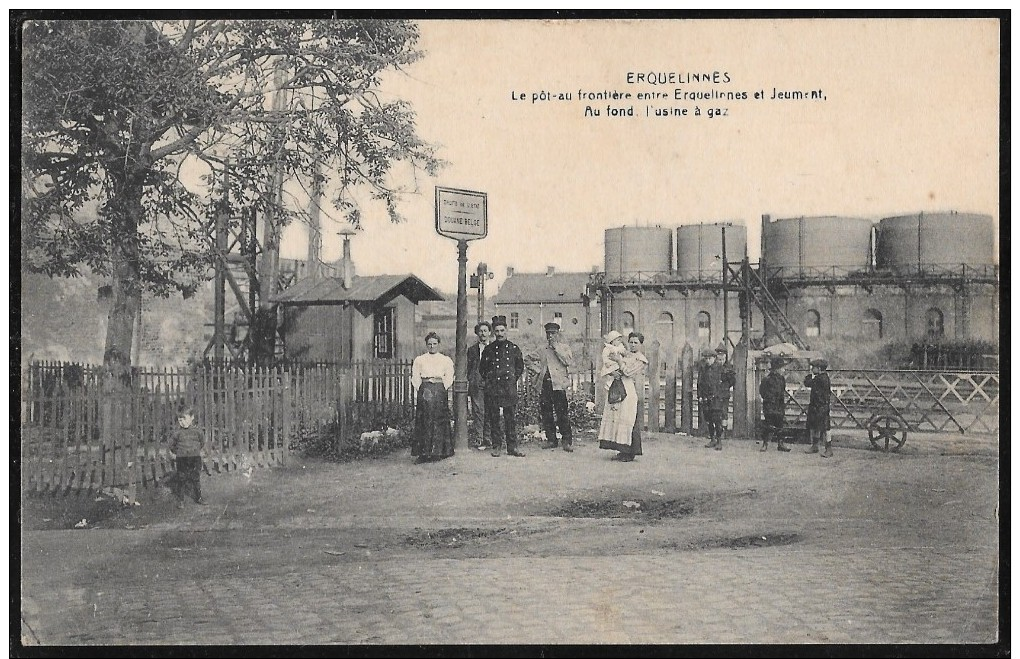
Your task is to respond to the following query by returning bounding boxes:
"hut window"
[805,310,821,338]
[510,312,519,329]
[621,311,635,330]
[373,308,395,358]
[697,311,711,341]
[862,309,883,340]
[926,307,945,339]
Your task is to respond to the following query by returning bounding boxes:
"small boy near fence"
[169,406,207,508]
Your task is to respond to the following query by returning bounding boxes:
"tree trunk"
[99,168,144,491]
[103,174,144,386]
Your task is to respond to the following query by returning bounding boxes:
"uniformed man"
[534,322,574,452]
[480,315,526,457]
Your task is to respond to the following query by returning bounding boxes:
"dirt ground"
[19,427,1002,645]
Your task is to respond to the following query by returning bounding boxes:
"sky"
[278,18,1001,294]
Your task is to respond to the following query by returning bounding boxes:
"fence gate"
[746,363,999,439]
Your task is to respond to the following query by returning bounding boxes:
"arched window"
[805,309,821,338]
[926,307,945,339]
[862,309,883,340]
[696,311,711,341]
[656,312,674,344]
[620,311,635,330]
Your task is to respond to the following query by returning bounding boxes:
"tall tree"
[21,19,443,380]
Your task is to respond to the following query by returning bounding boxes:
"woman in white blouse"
[410,332,456,463]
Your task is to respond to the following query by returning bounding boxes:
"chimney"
[340,234,356,289]
[546,266,555,276]
[506,266,515,277]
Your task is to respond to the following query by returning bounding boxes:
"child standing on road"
[170,406,207,508]
[803,359,833,457]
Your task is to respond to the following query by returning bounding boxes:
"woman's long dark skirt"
[412,382,455,459]
[624,396,644,457]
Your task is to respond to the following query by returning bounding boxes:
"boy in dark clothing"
[759,358,791,452]
[170,406,207,507]
[803,359,833,457]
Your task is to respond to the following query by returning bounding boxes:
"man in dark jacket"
[480,315,526,457]
[700,348,734,450]
[466,321,493,449]
[759,357,791,452]
[803,358,833,457]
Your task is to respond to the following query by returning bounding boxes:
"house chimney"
[546,266,555,276]
[506,266,515,277]
[339,231,356,289]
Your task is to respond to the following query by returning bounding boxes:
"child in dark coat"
[170,406,207,507]
[759,358,791,452]
[803,359,833,457]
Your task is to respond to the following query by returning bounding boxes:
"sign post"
[435,186,488,449]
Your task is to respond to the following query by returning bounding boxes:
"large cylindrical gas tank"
[675,222,747,281]
[603,226,673,281]
[762,215,873,274]
[876,212,995,270]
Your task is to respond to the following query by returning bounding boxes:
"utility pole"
[473,262,493,325]
[454,240,470,448]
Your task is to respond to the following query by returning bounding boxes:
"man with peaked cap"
[534,322,574,452]
[759,357,791,452]
[803,358,833,457]
[480,315,526,457]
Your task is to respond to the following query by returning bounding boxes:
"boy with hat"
[803,358,833,457]
[479,315,526,457]
[699,349,725,448]
[535,322,574,451]
[759,357,791,452]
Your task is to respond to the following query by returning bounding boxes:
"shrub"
[294,406,415,463]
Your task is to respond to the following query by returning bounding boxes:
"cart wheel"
[867,414,908,452]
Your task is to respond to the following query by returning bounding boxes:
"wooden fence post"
[680,343,693,435]
[664,346,677,433]
[732,341,755,440]
[646,340,661,433]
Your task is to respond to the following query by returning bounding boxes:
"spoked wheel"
[867,414,908,452]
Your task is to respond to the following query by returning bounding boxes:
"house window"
[373,307,395,358]
[553,311,563,326]
[510,312,519,329]
[697,311,711,341]
[805,310,821,338]
[926,307,945,340]
[863,309,883,340]
[621,311,635,330]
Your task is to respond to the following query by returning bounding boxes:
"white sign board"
[435,186,487,241]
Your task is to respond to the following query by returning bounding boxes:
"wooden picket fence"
[21,360,415,498]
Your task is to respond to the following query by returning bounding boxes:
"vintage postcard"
[18,15,1003,650]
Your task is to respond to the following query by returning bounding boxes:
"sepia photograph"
[16,12,1005,652]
